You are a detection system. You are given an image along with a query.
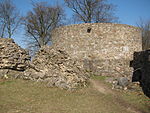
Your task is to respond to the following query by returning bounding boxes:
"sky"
[7,0,150,47]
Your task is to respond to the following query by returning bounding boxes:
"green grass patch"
[0,78,149,113]
[121,90,150,113]
[91,75,107,81]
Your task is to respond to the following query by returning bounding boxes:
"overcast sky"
[11,0,150,47]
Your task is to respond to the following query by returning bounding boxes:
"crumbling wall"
[24,46,89,90]
[52,23,142,76]
[0,38,88,90]
[0,38,30,71]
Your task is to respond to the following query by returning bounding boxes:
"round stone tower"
[52,23,142,77]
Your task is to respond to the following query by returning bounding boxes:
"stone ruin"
[0,38,30,71]
[52,23,142,77]
[0,36,149,96]
[0,38,89,90]
[0,38,30,78]
[130,50,150,98]
[23,46,89,89]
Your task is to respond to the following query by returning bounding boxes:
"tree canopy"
[0,0,21,38]
[64,0,118,23]
[23,2,65,54]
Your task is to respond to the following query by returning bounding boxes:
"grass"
[0,78,149,113]
[93,76,150,112]
[91,75,107,81]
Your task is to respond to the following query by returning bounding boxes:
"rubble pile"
[0,38,30,71]
[105,77,129,90]
[24,46,89,90]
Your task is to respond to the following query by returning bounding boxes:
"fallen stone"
[117,77,129,87]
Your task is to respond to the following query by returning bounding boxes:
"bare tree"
[64,0,118,23]
[23,2,65,52]
[0,0,21,38]
[137,19,150,50]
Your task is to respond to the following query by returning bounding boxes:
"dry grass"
[0,77,149,113]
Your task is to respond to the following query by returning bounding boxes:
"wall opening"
[87,27,92,33]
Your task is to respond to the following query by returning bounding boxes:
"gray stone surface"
[106,77,130,90]
[117,77,129,87]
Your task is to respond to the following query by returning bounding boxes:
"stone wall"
[0,38,30,71]
[52,23,142,77]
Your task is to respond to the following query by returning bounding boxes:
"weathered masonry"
[0,38,30,71]
[52,23,142,77]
